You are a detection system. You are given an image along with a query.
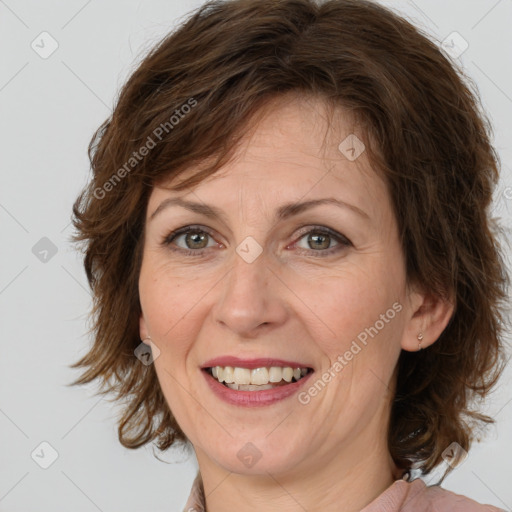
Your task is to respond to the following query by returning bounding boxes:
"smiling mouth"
[204,365,313,391]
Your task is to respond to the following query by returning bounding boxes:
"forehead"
[150,94,387,218]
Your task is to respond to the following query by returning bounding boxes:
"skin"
[138,93,454,512]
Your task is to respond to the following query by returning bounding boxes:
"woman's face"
[138,95,425,479]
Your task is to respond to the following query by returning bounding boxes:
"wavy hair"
[70,0,510,477]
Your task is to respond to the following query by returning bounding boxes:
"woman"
[71,0,510,510]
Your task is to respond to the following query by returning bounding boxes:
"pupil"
[187,231,208,249]
[310,233,329,250]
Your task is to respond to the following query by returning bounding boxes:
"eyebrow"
[149,196,370,222]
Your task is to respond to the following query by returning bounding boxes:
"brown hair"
[70,0,510,477]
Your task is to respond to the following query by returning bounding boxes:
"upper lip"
[201,356,314,370]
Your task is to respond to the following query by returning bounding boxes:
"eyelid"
[161,224,220,247]
[291,225,352,247]
[161,224,352,256]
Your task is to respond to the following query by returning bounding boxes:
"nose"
[212,249,289,338]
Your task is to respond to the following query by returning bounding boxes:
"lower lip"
[202,369,314,407]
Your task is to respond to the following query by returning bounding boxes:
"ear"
[401,284,455,352]
[139,312,150,344]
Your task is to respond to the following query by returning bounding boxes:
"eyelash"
[161,224,352,258]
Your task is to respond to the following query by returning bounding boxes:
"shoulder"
[361,478,505,512]
[394,478,505,512]
[183,471,206,512]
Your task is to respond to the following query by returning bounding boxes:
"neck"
[195,420,400,512]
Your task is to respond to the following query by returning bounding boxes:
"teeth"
[223,366,235,383]
[209,365,310,386]
[282,367,293,382]
[233,367,251,385]
[268,367,283,382]
[251,367,269,385]
[225,383,276,391]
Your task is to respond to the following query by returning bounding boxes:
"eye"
[161,225,352,258]
[162,225,220,255]
[291,227,352,257]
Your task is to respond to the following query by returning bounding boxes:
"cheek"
[140,240,406,356]
[139,264,206,359]
[307,267,404,412]
[291,261,403,355]
[139,271,208,424]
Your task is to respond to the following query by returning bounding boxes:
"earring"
[417,332,424,351]
[142,336,152,344]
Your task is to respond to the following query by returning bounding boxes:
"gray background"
[1,1,511,511]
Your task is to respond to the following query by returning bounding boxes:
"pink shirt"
[183,471,506,511]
